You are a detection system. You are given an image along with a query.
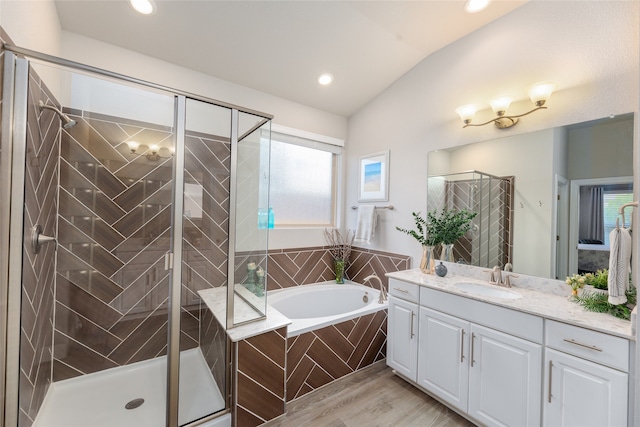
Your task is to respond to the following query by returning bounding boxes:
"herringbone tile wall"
[286,310,387,401]
[19,65,59,427]
[55,111,231,382]
[267,246,411,291]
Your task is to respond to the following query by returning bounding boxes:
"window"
[268,128,342,227]
[603,189,634,245]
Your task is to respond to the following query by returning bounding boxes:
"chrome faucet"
[363,274,387,304]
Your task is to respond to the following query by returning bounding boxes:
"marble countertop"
[198,286,291,342]
[386,268,635,340]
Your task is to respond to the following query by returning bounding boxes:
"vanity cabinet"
[387,279,420,380]
[543,320,629,426]
[418,306,542,427]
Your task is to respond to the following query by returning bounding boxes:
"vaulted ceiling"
[54,1,526,116]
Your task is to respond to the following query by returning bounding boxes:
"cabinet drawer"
[421,287,543,343]
[545,320,629,372]
[388,278,420,303]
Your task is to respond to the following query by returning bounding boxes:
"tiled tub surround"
[199,277,390,426]
[267,246,411,291]
[285,308,387,401]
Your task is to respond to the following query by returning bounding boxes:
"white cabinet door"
[468,324,542,427]
[417,307,469,413]
[387,296,418,381]
[544,348,628,427]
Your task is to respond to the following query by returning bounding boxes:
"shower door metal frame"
[1,52,30,427]
[1,44,273,427]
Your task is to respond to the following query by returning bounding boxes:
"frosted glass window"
[269,139,337,226]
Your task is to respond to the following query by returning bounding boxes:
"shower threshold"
[32,348,224,427]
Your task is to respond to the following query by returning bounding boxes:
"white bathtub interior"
[33,348,224,427]
[268,281,387,337]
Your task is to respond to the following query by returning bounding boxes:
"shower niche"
[427,170,514,269]
[1,49,271,427]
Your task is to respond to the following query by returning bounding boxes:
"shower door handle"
[164,252,174,270]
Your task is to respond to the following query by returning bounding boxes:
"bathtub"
[268,280,387,337]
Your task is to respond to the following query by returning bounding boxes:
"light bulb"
[489,96,512,116]
[528,82,556,107]
[455,104,477,125]
[127,141,139,153]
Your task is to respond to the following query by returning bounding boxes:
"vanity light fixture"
[127,141,171,161]
[455,81,556,129]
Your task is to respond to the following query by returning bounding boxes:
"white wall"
[346,1,640,267]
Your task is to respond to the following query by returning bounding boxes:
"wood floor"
[264,361,476,427]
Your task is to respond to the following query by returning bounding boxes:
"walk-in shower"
[1,46,271,427]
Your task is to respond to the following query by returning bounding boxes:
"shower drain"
[125,398,145,410]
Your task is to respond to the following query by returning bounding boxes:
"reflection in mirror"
[233,113,271,325]
[428,113,634,280]
[428,171,514,269]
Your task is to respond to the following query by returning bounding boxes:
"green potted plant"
[396,211,440,274]
[429,208,477,262]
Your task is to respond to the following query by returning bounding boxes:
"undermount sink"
[454,282,522,300]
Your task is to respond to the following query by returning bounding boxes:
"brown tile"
[108,309,168,364]
[306,364,333,390]
[354,327,387,370]
[237,371,284,422]
[307,339,352,379]
[55,302,121,357]
[314,326,354,362]
[126,322,169,364]
[286,355,314,402]
[286,333,314,375]
[334,318,356,338]
[56,274,122,330]
[347,312,375,344]
[236,405,264,427]
[54,332,119,375]
[347,311,387,369]
[244,330,286,370]
[114,168,169,212]
[57,247,123,303]
[58,190,125,250]
[238,340,284,399]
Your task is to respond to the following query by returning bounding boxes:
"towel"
[607,227,631,305]
[354,205,377,244]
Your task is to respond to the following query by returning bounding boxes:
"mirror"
[428,113,634,279]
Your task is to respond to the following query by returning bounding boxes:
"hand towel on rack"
[354,205,377,244]
[607,226,631,305]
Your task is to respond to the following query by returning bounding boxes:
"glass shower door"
[7,56,177,427]
[178,98,233,424]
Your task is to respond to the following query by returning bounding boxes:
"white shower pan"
[33,348,224,427]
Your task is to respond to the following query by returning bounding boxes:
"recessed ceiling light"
[317,73,334,86]
[464,0,491,13]
[130,0,156,15]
